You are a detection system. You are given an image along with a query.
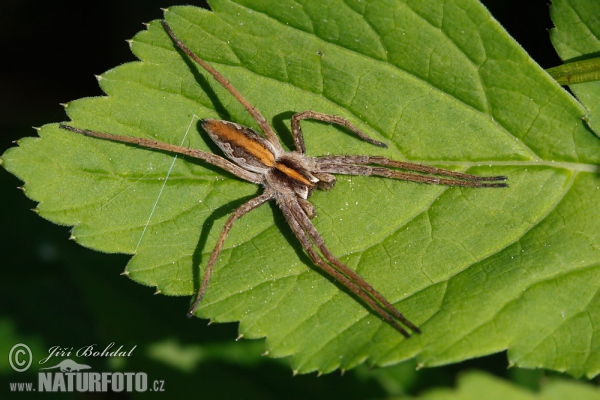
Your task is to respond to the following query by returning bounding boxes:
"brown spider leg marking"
[297,197,317,219]
[315,162,507,188]
[317,155,508,183]
[59,125,263,184]
[285,194,420,333]
[291,110,387,154]
[290,113,507,187]
[188,191,274,316]
[276,193,416,337]
[160,20,283,152]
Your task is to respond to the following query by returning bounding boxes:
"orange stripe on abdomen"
[205,120,275,167]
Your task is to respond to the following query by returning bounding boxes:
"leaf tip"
[141,22,150,28]
[68,234,76,241]
[94,74,103,82]
[292,369,299,376]
[235,334,243,341]
[416,362,425,370]
[32,126,41,131]
[125,39,134,46]
[154,289,162,295]
[120,270,130,276]
[59,102,69,108]
[316,371,323,377]
[161,7,169,13]
[340,369,346,376]
[31,208,39,214]
[261,350,269,357]
[17,186,24,191]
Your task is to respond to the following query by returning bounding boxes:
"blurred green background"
[1,0,596,398]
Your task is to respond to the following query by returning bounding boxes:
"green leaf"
[411,371,600,400]
[547,57,600,85]
[550,0,600,134]
[2,0,600,376]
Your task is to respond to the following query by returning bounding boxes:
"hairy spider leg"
[285,194,420,333]
[316,155,508,184]
[161,20,283,152]
[188,191,274,316]
[315,162,507,188]
[290,110,387,154]
[276,193,415,337]
[59,125,263,184]
[289,114,507,187]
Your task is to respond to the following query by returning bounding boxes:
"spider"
[60,20,507,338]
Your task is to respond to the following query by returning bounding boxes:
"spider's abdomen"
[202,119,279,173]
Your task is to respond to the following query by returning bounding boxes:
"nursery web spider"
[60,20,507,338]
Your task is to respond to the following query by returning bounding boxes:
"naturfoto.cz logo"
[8,343,165,394]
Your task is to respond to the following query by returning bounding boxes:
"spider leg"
[313,172,336,191]
[285,195,421,333]
[276,193,417,337]
[59,125,262,184]
[315,162,508,188]
[316,155,507,183]
[188,191,274,317]
[297,198,317,219]
[161,21,283,151]
[291,110,387,154]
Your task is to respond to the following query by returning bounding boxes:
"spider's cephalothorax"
[59,20,508,338]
